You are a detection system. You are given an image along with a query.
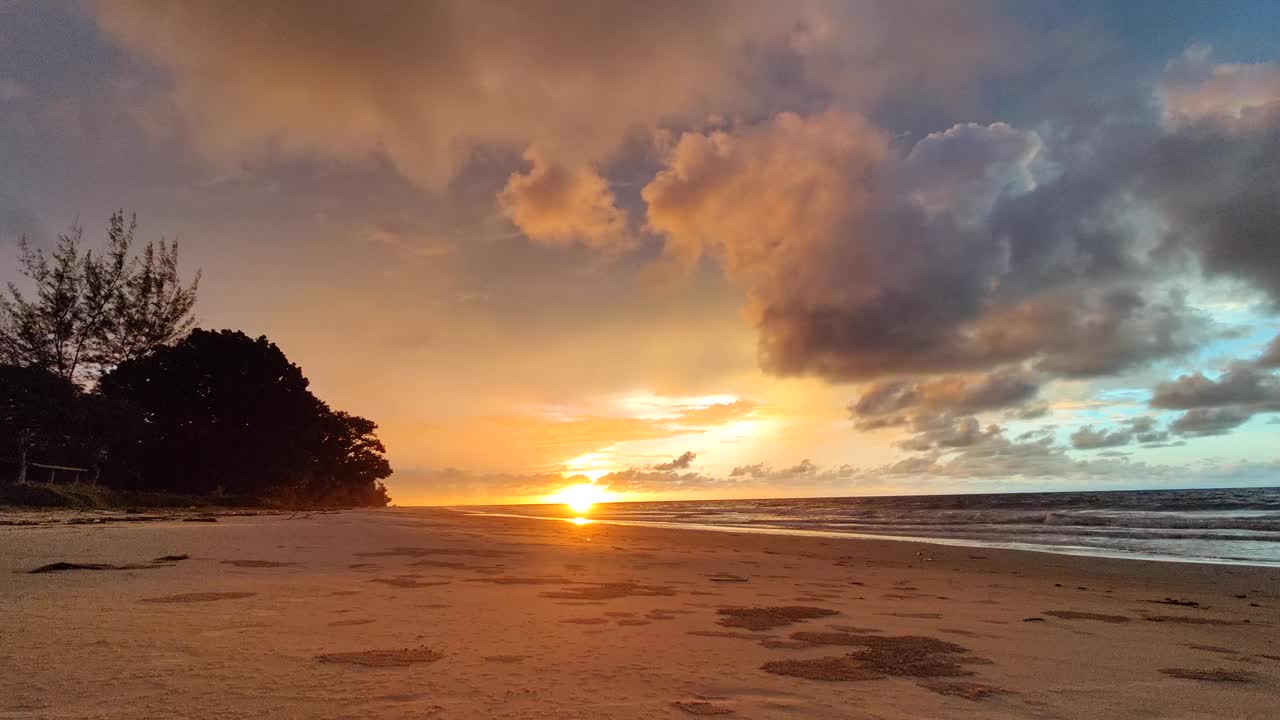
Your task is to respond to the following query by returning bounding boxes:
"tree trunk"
[17,445,28,484]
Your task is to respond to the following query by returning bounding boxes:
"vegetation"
[0,214,391,507]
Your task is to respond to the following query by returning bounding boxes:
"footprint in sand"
[542,583,677,600]
[561,617,610,625]
[328,619,376,627]
[761,635,987,684]
[716,606,838,631]
[221,560,297,568]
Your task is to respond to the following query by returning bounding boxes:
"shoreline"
[458,507,1280,570]
[6,507,1279,718]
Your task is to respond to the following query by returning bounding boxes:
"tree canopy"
[97,329,391,504]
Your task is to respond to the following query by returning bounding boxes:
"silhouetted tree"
[97,329,391,505]
[0,212,198,384]
[306,406,393,505]
[0,365,84,483]
[97,329,318,495]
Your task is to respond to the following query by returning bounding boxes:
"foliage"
[0,212,198,384]
[0,365,86,474]
[96,329,391,505]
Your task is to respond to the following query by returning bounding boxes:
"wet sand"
[3,507,1279,718]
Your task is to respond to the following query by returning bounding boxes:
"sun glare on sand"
[553,483,611,514]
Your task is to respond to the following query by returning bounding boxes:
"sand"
[2,507,1279,719]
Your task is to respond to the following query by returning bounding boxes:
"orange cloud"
[90,0,785,188]
[498,149,629,249]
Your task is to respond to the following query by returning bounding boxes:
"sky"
[2,1,1279,506]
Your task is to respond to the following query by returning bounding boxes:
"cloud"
[898,415,1002,451]
[653,451,696,471]
[902,122,1042,223]
[1151,362,1280,410]
[498,149,630,249]
[850,370,1038,428]
[1160,45,1280,130]
[89,1,1016,193]
[1169,407,1254,437]
[90,0,789,188]
[1070,425,1132,450]
[643,111,1211,384]
[1260,334,1280,369]
[728,458,828,482]
[1149,51,1280,304]
[1149,354,1280,438]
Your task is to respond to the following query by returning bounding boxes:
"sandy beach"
[3,508,1279,719]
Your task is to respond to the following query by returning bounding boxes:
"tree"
[97,329,319,495]
[0,212,198,384]
[0,365,84,483]
[307,406,393,506]
[96,329,392,506]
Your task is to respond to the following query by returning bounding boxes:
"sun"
[553,482,610,514]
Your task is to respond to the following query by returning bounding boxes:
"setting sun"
[552,483,611,514]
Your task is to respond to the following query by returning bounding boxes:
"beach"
[3,508,1279,719]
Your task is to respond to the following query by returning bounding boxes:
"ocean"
[477,486,1280,567]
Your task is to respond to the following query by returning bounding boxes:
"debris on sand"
[1149,598,1201,608]
[317,646,442,667]
[1042,610,1131,623]
[672,700,735,715]
[1145,615,1239,626]
[28,554,189,573]
[1160,668,1257,683]
[140,592,256,603]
